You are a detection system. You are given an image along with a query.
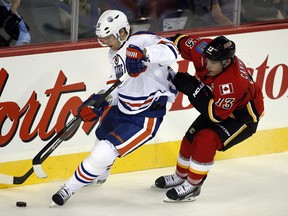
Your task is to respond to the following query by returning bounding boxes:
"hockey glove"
[126,44,147,77]
[78,94,108,122]
[188,83,214,120]
[173,72,213,117]
[172,72,201,96]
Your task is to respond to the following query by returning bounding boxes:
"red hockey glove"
[78,94,108,122]
[126,44,147,77]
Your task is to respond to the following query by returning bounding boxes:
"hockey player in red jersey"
[50,10,178,206]
[154,34,264,202]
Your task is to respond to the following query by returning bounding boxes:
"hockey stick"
[0,117,80,185]
[32,116,82,178]
[0,111,81,185]
[0,73,128,185]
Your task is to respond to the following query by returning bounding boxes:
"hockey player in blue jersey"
[51,9,179,206]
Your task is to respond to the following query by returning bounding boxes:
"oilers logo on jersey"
[113,54,125,79]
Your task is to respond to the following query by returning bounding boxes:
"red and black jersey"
[175,34,264,124]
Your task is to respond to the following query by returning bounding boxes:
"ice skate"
[51,184,74,206]
[152,174,185,189]
[163,180,203,203]
[87,178,107,187]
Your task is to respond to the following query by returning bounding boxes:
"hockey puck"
[16,201,27,207]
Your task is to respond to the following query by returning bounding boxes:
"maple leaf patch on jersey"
[219,83,234,95]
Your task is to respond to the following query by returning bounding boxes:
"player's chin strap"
[0,72,129,185]
[117,31,129,46]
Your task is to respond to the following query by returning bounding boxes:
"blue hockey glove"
[126,44,147,77]
[78,94,108,122]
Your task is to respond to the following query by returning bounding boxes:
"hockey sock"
[175,137,191,178]
[65,140,119,192]
[187,129,223,185]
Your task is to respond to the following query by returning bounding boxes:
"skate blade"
[49,201,57,208]
[163,196,196,203]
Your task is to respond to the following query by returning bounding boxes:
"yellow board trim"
[0,127,288,188]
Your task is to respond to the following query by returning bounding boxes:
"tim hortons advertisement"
[0,30,287,162]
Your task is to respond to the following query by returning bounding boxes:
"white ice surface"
[0,152,288,216]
